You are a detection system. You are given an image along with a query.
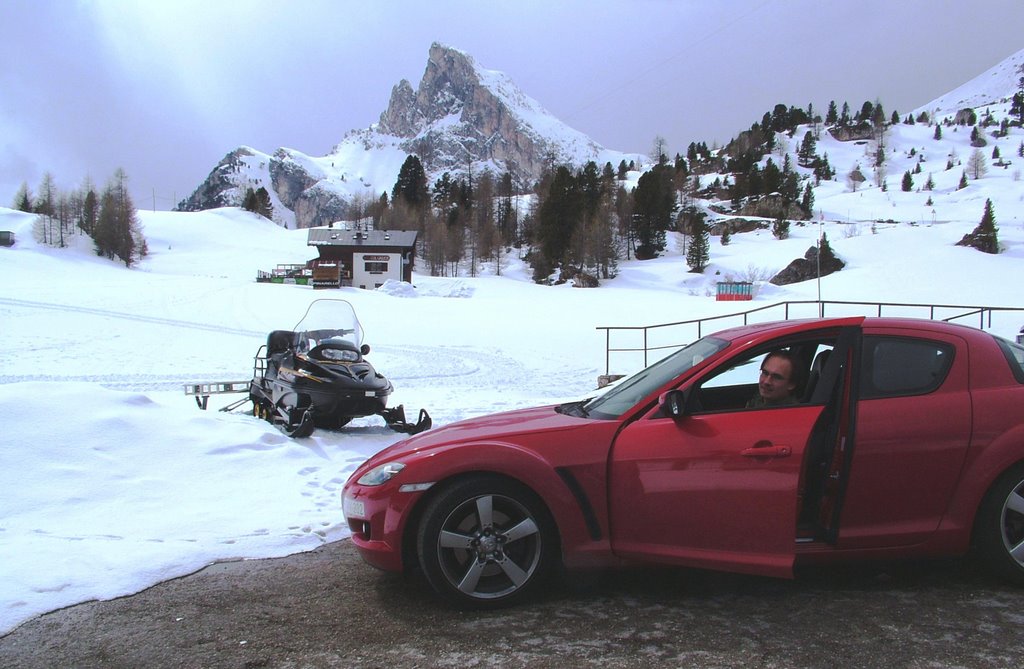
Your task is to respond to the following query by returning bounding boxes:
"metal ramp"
[184,381,250,410]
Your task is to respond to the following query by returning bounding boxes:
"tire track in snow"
[0,373,240,392]
[0,345,534,394]
[0,297,265,337]
[0,297,584,397]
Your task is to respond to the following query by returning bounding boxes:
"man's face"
[759,355,796,403]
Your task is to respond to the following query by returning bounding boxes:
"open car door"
[607,326,860,578]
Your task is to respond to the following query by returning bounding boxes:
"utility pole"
[817,212,823,317]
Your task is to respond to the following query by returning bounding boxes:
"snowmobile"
[248,299,431,438]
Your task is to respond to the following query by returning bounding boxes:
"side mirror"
[659,389,688,420]
[361,344,371,356]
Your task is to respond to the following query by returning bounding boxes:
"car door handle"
[741,441,791,458]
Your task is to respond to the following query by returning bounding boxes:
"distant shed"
[0,231,14,247]
[306,226,418,289]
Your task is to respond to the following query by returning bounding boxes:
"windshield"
[583,336,729,419]
[292,299,364,351]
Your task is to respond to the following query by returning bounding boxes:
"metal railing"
[597,300,1024,375]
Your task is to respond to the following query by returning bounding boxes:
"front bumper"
[342,482,426,572]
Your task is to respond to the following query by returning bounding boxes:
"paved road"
[1,539,1020,668]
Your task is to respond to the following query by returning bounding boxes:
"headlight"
[321,348,359,362]
[357,462,406,486]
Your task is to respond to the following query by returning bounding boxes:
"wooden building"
[306,226,418,289]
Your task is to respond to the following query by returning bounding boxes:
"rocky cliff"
[178,43,640,228]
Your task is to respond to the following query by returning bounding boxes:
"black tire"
[975,463,1024,585]
[415,476,557,607]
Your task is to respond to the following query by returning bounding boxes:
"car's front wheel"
[416,476,556,607]
[976,463,1024,585]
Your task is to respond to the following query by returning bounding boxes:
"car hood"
[370,404,590,460]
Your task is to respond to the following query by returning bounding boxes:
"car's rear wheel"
[416,476,556,607]
[976,463,1024,585]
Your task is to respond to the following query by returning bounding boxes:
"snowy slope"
[917,46,1024,118]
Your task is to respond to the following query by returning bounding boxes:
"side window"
[995,336,1024,384]
[860,337,954,399]
[691,340,834,412]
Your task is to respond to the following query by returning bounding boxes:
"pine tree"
[1012,77,1024,124]
[772,217,790,240]
[93,189,118,260]
[242,187,258,213]
[960,198,999,254]
[825,100,838,126]
[800,182,814,215]
[630,163,676,258]
[13,182,33,212]
[902,170,915,192]
[391,155,429,231]
[81,186,98,235]
[93,169,146,267]
[685,212,709,272]
[933,124,942,140]
[958,171,969,190]
[813,152,833,183]
[496,172,517,249]
[253,187,273,220]
[819,232,837,265]
[839,102,851,127]
[534,166,582,280]
[391,155,429,209]
[797,131,817,167]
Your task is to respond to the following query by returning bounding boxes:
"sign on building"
[353,252,401,289]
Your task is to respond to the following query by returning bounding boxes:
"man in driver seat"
[747,350,803,408]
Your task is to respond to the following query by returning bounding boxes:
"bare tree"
[967,148,988,180]
[873,162,887,188]
[650,136,669,166]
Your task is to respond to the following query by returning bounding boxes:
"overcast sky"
[2,0,1023,210]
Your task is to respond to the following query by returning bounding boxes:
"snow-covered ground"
[3,106,1024,635]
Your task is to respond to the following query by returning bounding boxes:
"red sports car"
[342,317,1024,606]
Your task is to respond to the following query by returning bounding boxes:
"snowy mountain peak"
[178,43,641,228]
[378,43,485,137]
[378,43,560,141]
[373,42,625,188]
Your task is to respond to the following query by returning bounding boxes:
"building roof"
[307,227,418,249]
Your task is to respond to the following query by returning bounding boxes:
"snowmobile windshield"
[291,299,365,352]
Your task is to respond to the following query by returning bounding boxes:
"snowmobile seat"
[267,330,297,356]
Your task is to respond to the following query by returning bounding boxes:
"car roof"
[710,317,865,342]
[709,316,990,345]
